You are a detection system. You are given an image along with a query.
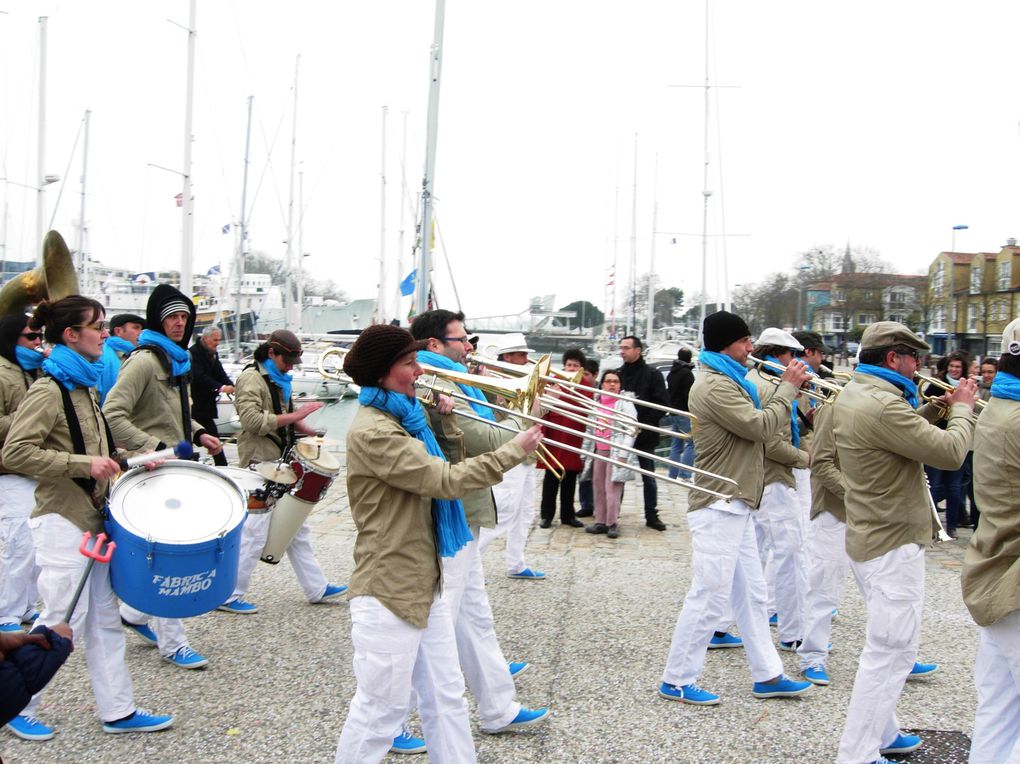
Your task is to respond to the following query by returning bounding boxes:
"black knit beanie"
[343,325,427,387]
[702,310,751,352]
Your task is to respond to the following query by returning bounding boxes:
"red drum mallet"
[63,532,117,622]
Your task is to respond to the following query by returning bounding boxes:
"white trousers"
[662,503,784,687]
[970,609,1020,763]
[837,543,925,764]
[118,603,189,658]
[480,463,536,574]
[25,513,136,722]
[231,512,328,602]
[440,526,519,730]
[798,512,853,669]
[793,467,812,536]
[335,595,475,764]
[0,474,39,625]
[754,482,806,643]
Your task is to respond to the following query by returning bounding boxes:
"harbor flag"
[399,269,417,296]
[174,193,183,207]
[222,223,231,234]
[207,265,221,276]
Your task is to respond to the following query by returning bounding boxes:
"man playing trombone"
[660,310,813,705]
[832,321,975,763]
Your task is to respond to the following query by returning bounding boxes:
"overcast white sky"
[2,1,1018,324]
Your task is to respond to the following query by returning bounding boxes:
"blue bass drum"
[106,461,247,618]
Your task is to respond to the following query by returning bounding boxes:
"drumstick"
[116,440,194,471]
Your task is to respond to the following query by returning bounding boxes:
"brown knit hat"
[343,325,427,386]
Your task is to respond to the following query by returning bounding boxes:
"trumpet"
[748,356,843,400]
[819,364,853,383]
[416,373,738,500]
[915,373,987,415]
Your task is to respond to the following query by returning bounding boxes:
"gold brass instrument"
[317,346,354,383]
[749,355,843,401]
[915,373,986,417]
[819,364,853,384]
[415,373,738,501]
[0,230,79,315]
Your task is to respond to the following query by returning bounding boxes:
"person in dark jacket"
[617,335,669,530]
[665,348,696,481]
[189,326,234,467]
[1,624,73,729]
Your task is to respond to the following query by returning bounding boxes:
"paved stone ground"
[0,454,979,764]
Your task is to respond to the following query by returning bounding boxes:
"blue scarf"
[990,371,1020,402]
[105,335,134,356]
[138,329,191,377]
[262,360,293,403]
[855,364,919,408]
[14,346,45,371]
[43,344,102,391]
[766,355,802,447]
[417,349,496,421]
[358,386,473,558]
[699,350,761,409]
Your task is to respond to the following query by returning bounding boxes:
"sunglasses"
[20,332,43,341]
[73,320,108,332]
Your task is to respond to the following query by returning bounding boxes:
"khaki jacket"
[345,405,526,628]
[235,364,293,467]
[0,356,36,474]
[104,349,203,451]
[962,396,1020,626]
[833,371,974,563]
[748,367,810,489]
[808,401,846,522]
[3,378,115,533]
[687,368,800,512]
[422,375,518,528]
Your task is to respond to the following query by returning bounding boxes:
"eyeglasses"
[73,320,108,333]
[895,350,920,362]
[442,335,470,344]
[20,332,42,341]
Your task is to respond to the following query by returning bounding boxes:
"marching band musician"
[335,324,542,763]
[0,315,46,638]
[832,321,975,763]
[217,329,346,615]
[746,328,811,651]
[103,285,219,670]
[3,296,173,741]
[96,313,144,404]
[962,318,1020,763]
[660,311,814,706]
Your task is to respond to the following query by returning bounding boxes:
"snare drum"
[219,466,274,513]
[106,461,247,618]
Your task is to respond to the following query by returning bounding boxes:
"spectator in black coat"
[665,348,696,481]
[617,335,669,531]
[189,326,234,466]
[2,624,74,728]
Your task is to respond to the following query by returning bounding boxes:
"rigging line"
[47,112,86,230]
[711,9,732,311]
[432,213,462,312]
[193,38,237,225]
[251,101,289,232]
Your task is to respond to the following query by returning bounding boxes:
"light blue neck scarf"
[262,360,293,402]
[14,346,45,371]
[43,344,102,391]
[766,355,801,447]
[699,350,761,409]
[855,364,919,408]
[990,371,1020,402]
[416,349,496,421]
[138,329,191,377]
[105,335,134,356]
[358,385,473,558]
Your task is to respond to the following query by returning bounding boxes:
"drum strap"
[56,383,117,502]
[258,369,295,457]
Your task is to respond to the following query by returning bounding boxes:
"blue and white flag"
[207,265,221,276]
[221,223,231,235]
[399,269,417,297]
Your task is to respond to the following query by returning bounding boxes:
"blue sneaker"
[831,608,839,618]
[390,728,427,754]
[102,708,174,734]
[508,568,546,580]
[121,617,158,646]
[708,632,743,649]
[163,645,208,669]
[802,665,830,686]
[217,598,258,614]
[482,706,550,733]
[6,714,55,741]
[768,613,778,627]
[658,682,721,705]
[907,661,939,679]
[752,674,812,698]
[315,584,349,602]
[880,732,923,754]
[0,622,23,633]
[509,661,530,679]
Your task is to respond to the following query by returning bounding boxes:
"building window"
[987,337,1002,357]
[968,304,978,332]
[832,288,845,302]
[888,312,907,324]
[863,290,874,300]
[1000,261,1012,291]
[858,313,876,326]
[828,314,846,332]
[889,290,907,305]
[971,265,983,294]
[933,262,945,297]
[931,305,946,332]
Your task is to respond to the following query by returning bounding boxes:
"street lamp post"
[795,263,811,331]
[949,224,969,353]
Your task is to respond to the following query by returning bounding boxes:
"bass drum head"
[109,461,246,544]
[217,465,269,495]
[293,441,341,474]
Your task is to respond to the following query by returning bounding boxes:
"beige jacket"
[235,364,293,467]
[0,356,36,474]
[345,405,527,628]
[833,371,974,563]
[962,396,1020,626]
[808,401,846,522]
[687,368,800,512]
[422,374,518,528]
[748,367,810,489]
[3,378,116,533]
[103,349,204,451]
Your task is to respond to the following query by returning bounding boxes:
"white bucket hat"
[755,327,804,351]
[487,332,534,356]
[1003,317,1020,356]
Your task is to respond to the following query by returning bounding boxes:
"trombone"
[819,364,853,383]
[748,356,843,402]
[416,373,739,501]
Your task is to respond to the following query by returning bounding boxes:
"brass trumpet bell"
[0,230,79,315]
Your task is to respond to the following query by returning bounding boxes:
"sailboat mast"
[628,133,638,336]
[297,166,304,325]
[647,153,658,341]
[416,0,445,317]
[284,55,300,330]
[180,0,196,298]
[78,109,91,282]
[35,16,48,261]
[376,105,388,325]
[235,95,253,360]
[698,0,712,344]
